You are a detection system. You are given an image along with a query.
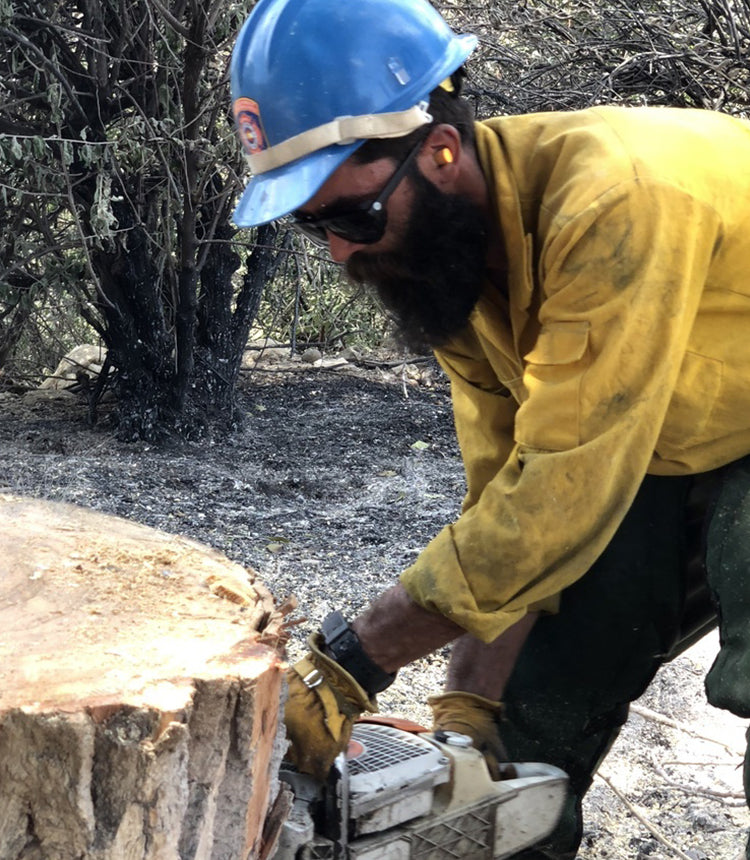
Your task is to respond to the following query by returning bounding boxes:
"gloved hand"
[429,691,510,780]
[285,633,376,780]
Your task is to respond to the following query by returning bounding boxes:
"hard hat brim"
[232,139,363,228]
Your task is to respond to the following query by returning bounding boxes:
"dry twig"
[597,771,697,860]
[630,702,744,757]
[650,756,746,805]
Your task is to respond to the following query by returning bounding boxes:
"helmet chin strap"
[247,102,432,175]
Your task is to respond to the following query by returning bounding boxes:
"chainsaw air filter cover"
[344,722,452,835]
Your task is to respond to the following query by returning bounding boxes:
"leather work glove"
[285,633,376,780]
[429,691,511,780]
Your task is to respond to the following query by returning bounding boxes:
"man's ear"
[420,124,462,187]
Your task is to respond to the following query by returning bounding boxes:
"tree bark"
[0,494,291,860]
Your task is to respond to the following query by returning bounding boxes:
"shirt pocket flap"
[524,322,590,366]
[516,322,591,452]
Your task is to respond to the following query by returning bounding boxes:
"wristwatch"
[321,610,397,695]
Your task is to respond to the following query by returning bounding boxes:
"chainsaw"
[272,716,568,859]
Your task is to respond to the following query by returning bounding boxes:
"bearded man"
[230,1,750,857]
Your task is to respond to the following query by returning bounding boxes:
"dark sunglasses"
[290,139,424,247]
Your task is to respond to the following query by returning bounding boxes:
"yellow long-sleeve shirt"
[400,106,750,642]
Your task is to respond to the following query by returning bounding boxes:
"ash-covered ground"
[2,356,747,859]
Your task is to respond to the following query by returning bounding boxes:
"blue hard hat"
[230,0,477,227]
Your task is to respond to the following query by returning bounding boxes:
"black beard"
[346,169,488,353]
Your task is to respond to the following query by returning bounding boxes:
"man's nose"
[326,232,366,264]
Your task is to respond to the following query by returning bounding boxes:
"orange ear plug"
[434,147,454,166]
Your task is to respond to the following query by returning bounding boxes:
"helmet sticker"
[387,57,410,86]
[233,98,268,155]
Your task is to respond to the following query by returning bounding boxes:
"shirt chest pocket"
[515,322,591,452]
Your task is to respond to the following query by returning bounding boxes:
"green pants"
[501,457,750,859]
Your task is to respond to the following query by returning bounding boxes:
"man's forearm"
[446,612,538,700]
[351,583,464,673]
[350,584,538,701]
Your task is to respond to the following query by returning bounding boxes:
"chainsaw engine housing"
[275,721,568,859]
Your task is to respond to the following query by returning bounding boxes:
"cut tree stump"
[0,494,293,860]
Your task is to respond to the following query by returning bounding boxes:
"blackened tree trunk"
[0,0,277,441]
[195,223,280,427]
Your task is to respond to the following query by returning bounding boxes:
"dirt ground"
[1,352,748,859]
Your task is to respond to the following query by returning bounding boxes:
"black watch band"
[321,610,396,695]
